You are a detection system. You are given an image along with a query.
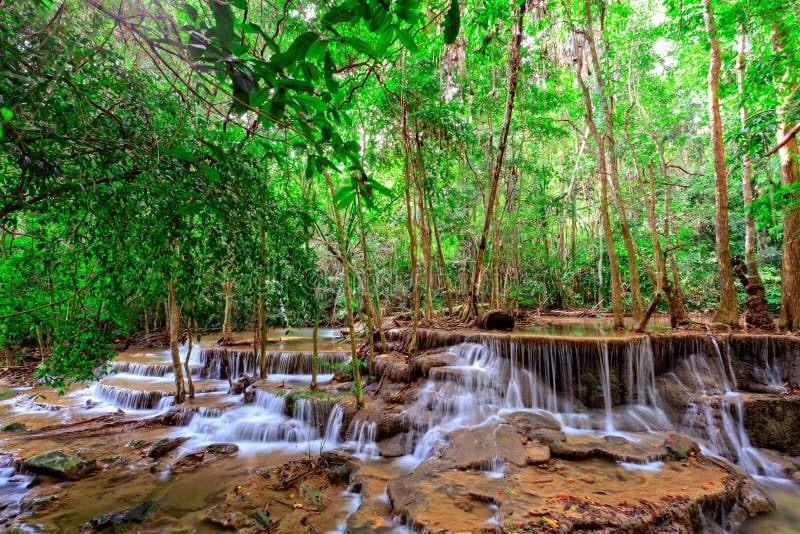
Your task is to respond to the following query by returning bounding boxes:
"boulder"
[23,450,99,481]
[205,443,239,456]
[474,309,514,331]
[83,500,160,533]
[146,437,188,459]
[2,422,26,432]
[229,374,256,394]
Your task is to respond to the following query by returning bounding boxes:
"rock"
[146,437,188,459]
[20,495,58,514]
[505,410,561,437]
[160,407,196,426]
[743,396,800,455]
[172,452,205,473]
[124,439,146,448]
[439,422,529,469]
[371,353,412,382]
[243,389,256,403]
[205,443,239,456]
[84,500,160,533]
[23,450,99,481]
[229,374,256,394]
[474,309,514,331]
[2,422,26,432]
[273,508,313,534]
[377,433,411,458]
[664,434,699,461]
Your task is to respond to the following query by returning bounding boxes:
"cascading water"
[670,337,783,478]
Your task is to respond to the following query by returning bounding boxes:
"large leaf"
[443,0,460,45]
[323,51,339,92]
[210,0,235,52]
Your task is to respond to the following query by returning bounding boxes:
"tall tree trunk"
[168,283,186,404]
[428,195,453,316]
[355,193,376,365]
[323,169,364,408]
[773,24,800,332]
[736,30,773,329]
[184,319,195,398]
[400,55,420,351]
[571,27,624,329]
[704,0,739,327]
[310,309,319,391]
[221,279,234,344]
[583,0,642,322]
[462,2,526,321]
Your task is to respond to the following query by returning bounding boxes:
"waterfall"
[93,384,173,411]
[322,404,344,446]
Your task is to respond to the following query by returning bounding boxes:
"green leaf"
[232,69,256,94]
[443,0,460,45]
[210,0,235,52]
[273,31,319,69]
[376,24,395,56]
[394,0,420,24]
[342,36,375,57]
[397,28,417,53]
[163,146,198,163]
[0,107,12,121]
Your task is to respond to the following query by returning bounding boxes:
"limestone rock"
[145,437,188,459]
[205,443,239,456]
[83,500,160,533]
[23,450,99,481]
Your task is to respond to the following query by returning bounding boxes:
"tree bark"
[736,30,773,329]
[400,55,420,350]
[168,282,186,404]
[704,0,739,327]
[221,279,234,344]
[773,24,800,332]
[323,169,364,408]
[184,320,195,398]
[584,0,643,322]
[462,2,526,321]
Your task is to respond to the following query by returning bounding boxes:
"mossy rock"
[23,450,99,480]
[1,422,26,432]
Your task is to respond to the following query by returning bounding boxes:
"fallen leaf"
[293,503,303,509]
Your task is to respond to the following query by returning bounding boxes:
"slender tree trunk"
[184,320,195,398]
[736,30,773,329]
[323,169,364,408]
[704,0,739,327]
[400,56,419,351]
[428,195,453,315]
[168,283,186,404]
[773,24,800,332]
[221,279,234,344]
[572,31,624,329]
[310,310,318,391]
[355,193,376,365]
[583,0,642,321]
[462,2,526,321]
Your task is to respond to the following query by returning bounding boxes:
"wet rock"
[274,508,313,534]
[20,495,58,515]
[229,374,256,394]
[146,437,189,458]
[440,422,529,469]
[23,450,99,481]
[160,406,197,426]
[98,456,127,467]
[377,433,412,458]
[549,434,671,464]
[322,452,355,484]
[243,388,256,403]
[743,396,800,455]
[664,434,699,461]
[410,351,451,378]
[124,439,146,448]
[505,410,561,437]
[474,309,515,331]
[83,500,160,533]
[371,353,412,382]
[172,452,205,473]
[205,443,239,456]
[2,422,26,432]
